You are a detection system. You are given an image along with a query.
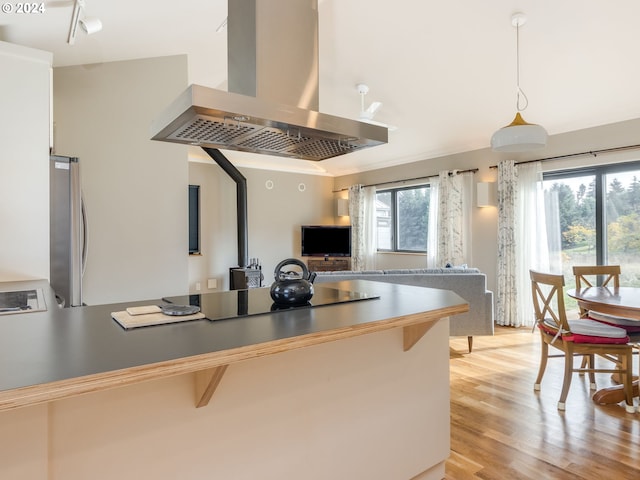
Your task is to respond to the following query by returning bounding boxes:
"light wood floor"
[445,326,640,479]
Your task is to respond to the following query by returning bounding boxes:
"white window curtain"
[543,189,564,274]
[496,160,518,327]
[497,160,550,327]
[348,184,376,271]
[434,170,474,267]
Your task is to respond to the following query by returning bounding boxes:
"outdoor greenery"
[397,187,429,251]
[545,173,640,292]
[547,176,640,251]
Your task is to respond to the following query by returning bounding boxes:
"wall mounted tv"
[301,225,352,257]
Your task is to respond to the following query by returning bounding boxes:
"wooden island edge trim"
[0,302,468,412]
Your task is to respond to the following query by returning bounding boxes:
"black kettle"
[270,258,316,306]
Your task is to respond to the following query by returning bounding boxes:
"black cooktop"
[163,286,379,322]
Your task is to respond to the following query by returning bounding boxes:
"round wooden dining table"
[568,286,640,319]
[567,286,640,406]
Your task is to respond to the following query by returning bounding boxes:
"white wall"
[53,56,189,304]
[0,42,52,281]
[189,159,335,292]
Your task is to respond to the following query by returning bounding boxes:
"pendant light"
[491,12,547,152]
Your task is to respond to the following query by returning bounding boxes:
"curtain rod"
[489,144,640,169]
[332,168,478,193]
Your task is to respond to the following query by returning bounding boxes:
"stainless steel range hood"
[150,86,388,161]
[150,0,387,161]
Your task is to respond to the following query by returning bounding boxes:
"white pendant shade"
[491,112,548,152]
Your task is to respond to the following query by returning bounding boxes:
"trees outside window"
[543,162,640,304]
[605,172,640,267]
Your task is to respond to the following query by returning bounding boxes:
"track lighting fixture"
[68,0,102,45]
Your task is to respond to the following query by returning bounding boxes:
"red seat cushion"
[567,333,630,344]
[538,319,630,344]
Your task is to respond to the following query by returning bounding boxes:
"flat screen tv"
[301,225,351,257]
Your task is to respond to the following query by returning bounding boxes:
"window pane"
[543,175,596,315]
[544,175,597,270]
[376,191,392,250]
[397,187,429,251]
[605,170,640,286]
[189,185,200,254]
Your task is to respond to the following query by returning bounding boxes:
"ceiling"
[3,0,640,177]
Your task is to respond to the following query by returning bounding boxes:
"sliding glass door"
[543,161,640,294]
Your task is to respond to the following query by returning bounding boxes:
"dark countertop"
[0,279,468,409]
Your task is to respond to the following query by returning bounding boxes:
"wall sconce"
[477,182,497,207]
[337,198,349,217]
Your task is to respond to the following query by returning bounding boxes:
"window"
[188,185,200,254]
[543,161,640,290]
[376,185,430,252]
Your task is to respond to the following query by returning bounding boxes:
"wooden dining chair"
[573,265,621,291]
[572,264,640,330]
[573,265,621,317]
[529,270,635,412]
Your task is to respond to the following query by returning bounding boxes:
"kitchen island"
[0,279,468,480]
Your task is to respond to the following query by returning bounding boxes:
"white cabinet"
[0,41,52,281]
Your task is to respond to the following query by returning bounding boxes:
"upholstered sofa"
[313,267,494,352]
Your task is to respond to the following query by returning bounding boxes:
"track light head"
[80,16,102,35]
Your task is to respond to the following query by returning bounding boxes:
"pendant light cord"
[515,19,529,112]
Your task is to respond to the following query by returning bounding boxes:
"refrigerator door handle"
[81,194,88,277]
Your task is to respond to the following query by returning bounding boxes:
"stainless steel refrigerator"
[50,155,87,307]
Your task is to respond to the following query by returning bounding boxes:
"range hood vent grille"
[175,117,257,144]
[164,114,363,161]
